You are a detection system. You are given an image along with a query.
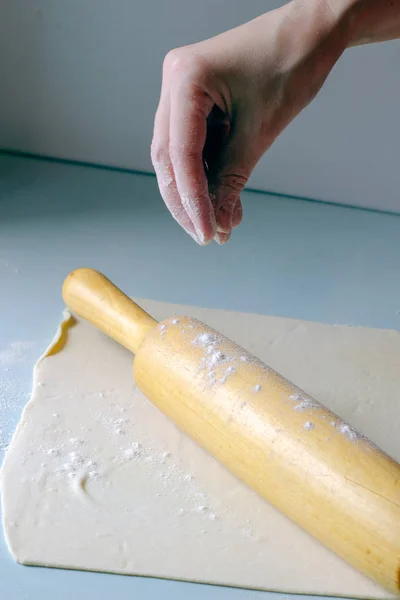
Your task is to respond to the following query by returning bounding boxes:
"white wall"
[1,0,400,212]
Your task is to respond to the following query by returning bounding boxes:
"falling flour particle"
[303,422,314,431]
[160,325,167,332]
[253,384,262,392]
[196,505,208,513]
[171,319,180,325]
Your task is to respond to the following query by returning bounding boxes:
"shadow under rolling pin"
[62,267,400,595]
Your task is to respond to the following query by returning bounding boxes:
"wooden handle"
[62,268,157,353]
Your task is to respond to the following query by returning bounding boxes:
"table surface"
[1,152,400,600]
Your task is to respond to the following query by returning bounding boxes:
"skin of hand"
[151,0,400,246]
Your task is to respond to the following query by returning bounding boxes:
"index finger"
[169,84,217,244]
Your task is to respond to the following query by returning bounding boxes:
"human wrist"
[273,0,357,87]
[347,0,400,45]
[288,0,359,50]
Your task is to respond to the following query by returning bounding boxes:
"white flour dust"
[170,318,367,443]
[290,393,319,413]
[0,339,39,457]
[153,160,173,188]
[37,407,255,538]
[0,341,34,366]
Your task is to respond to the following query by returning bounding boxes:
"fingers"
[231,198,243,228]
[215,231,231,245]
[169,82,217,244]
[152,86,200,243]
[210,125,254,243]
[214,198,242,243]
[152,49,253,246]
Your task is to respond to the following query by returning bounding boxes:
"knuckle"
[163,48,184,73]
[219,173,248,195]
[163,47,209,82]
[150,142,168,167]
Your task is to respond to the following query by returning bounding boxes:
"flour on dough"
[1,301,399,598]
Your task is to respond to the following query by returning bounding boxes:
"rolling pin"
[62,267,400,595]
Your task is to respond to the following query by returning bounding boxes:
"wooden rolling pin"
[63,267,400,595]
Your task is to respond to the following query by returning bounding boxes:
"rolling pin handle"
[62,268,157,353]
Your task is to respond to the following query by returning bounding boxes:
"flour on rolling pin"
[158,318,368,445]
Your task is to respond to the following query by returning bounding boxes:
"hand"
[151,1,355,245]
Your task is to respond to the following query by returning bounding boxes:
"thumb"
[211,130,255,234]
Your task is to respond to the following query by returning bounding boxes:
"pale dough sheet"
[1,301,400,598]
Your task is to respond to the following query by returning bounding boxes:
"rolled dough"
[1,301,399,598]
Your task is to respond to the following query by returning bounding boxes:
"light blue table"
[1,152,400,599]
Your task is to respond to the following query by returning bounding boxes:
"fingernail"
[187,230,201,244]
[231,199,243,228]
[195,228,212,246]
[216,206,234,233]
[214,230,231,245]
[187,227,212,246]
[181,195,217,244]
